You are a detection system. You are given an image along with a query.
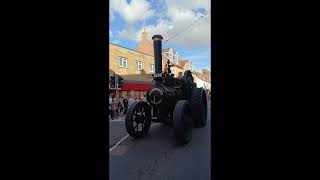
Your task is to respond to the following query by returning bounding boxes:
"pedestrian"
[123,97,128,114]
[115,97,119,117]
[119,96,124,113]
[118,97,122,113]
[109,94,113,105]
[110,104,116,120]
[109,104,113,119]
[109,94,112,105]
[128,96,134,107]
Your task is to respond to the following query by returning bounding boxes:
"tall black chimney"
[152,34,163,81]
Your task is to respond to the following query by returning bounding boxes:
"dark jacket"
[123,99,128,106]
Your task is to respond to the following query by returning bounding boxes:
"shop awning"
[121,80,155,91]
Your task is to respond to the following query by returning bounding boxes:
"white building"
[194,76,211,90]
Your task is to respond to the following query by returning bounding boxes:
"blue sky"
[109,0,211,71]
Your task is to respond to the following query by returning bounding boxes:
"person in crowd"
[128,96,134,107]
[114,97,119,117]
[110,97,116,120]
[109,94,113,105]
[119,97,124,113]
[109,93,115,119]
[118,96,123,113]
[123,97,128,114]
[110,104,116,120]
[114,98,120,118]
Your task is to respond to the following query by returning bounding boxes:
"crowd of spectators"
[109,94,147,120]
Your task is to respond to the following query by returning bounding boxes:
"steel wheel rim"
[132,104,147,133]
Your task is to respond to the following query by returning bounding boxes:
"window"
[136,61,143,71]
[119,57,128,68]
[150,64,155,72]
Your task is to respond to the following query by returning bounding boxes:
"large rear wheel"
[125,101,151,138]
[173,100,192,144]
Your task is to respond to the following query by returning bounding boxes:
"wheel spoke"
[139,123,142,131]
[133,118,139,123]
[134,114,141,117]
[129,102,150,134]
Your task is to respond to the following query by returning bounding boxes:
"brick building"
[109,29,167,98]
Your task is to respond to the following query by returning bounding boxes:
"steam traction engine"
[125,34,207,144]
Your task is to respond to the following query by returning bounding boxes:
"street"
[109,99,211,180]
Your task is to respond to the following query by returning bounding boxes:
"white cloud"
[133,13,210,48]
[109,30,112,37]
[111,39,120,44]
[113,0,211,48]
[110,0,155,25]
[109,10,114,22]
[170,0,210,12]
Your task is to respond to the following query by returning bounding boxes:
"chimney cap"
[152,34,163,41]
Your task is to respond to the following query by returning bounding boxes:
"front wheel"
[125,101,151,138]
[173,100,192,144]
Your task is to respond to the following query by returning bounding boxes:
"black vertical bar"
[152,34,163,82]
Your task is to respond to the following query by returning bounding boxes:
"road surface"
[109,99,211,180]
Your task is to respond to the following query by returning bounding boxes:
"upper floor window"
[150,64,155,72]
[136,61,143,71]
[119,57,128,68]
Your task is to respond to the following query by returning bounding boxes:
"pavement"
[109,98,211,180]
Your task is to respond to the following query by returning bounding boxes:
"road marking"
[109,123,161,152]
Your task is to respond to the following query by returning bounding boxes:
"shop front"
[110,80,155,98]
